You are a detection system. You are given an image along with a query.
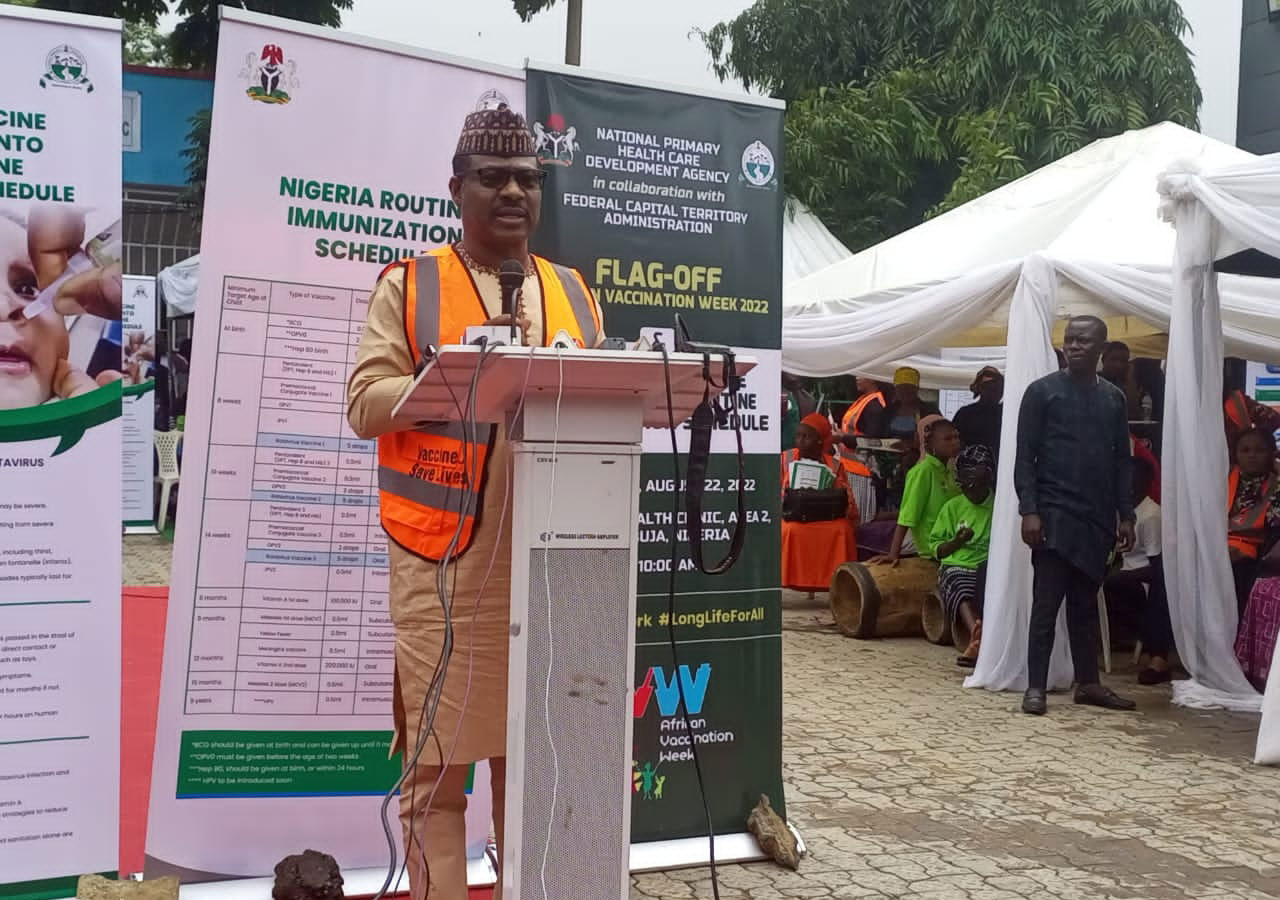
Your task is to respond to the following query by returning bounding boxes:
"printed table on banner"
[191,277,393,718]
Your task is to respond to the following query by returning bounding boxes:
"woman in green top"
[871,416,960,566]
[931,444,996,666]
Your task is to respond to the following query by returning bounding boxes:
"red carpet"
[119,587,494,899]
[120,587,168,877]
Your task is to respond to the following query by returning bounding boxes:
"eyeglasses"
[464,166,547,191]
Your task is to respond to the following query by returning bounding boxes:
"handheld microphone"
[499,259,525,319]
[498,259,525,347]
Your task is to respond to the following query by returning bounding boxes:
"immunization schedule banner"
[0,6,123,899]
[526,66,786,843]
[122,275,157,531]
[146,10,519,878]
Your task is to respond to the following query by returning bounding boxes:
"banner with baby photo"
[0,6,122,899]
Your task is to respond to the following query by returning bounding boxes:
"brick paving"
[124,538,1280,899]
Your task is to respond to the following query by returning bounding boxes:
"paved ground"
[125,538,1280,900]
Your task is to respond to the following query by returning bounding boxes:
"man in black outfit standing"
[1016,316,1137,716]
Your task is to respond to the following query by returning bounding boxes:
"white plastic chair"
[155,430,183,531]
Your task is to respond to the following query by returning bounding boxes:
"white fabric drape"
[1160,186,1259,712]
[782,263,1280,382]
[964,255,1074,692]
[158,254,199,316]
[1157,155,1280,763]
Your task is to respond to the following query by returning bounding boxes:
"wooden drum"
[920,590,953,646]
[829,557,936,639]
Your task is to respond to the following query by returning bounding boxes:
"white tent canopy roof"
[782,199,852,285]
[781,124,1280,388]
[787,122,1253,312]
[782,124,1280,386]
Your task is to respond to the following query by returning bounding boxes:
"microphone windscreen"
[499,259,526,290]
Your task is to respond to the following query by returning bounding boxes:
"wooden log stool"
[920,590,954,646]
[829,557,936,639]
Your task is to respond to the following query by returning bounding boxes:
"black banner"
[526,67,785,842]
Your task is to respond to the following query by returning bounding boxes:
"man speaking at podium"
[347,105,604,899]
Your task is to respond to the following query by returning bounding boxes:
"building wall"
[1238,0,1280,153]
[121,66,213,276]
[1180,0,1243,145]
[123,66,214,187]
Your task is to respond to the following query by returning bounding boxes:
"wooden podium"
[391,343,755,900]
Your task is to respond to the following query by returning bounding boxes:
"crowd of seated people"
[781,351,1280,692]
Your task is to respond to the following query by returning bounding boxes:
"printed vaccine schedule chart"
[187,277,393,717]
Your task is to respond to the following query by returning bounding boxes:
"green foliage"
[169,0,351,232]
[123,19,172,65]
[704,0,1202,251]
[180,107,210,225]
[170,0,352,70]
[30,0,168,25]
[512,0,560,22]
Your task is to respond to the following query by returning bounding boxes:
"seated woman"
[1105,456,1173,684]
[871,416,961,566]
[1228,427,1280,618]
[1235,548,1280,691]
[782,414,858,597]
[929,445,995,667]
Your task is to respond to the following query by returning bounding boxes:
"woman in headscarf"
[880,366,941,507]
[1223,359,1280,452]
[883,366,941,442]
[782,413,859,597]
[1228,427,1280,618]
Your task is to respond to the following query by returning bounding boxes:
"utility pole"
[565,0,582,65]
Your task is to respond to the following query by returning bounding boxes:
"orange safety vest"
[1227,466,1275,560]
[837,392,884,477]
[377,245,602,561]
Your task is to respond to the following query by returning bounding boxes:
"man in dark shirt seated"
[952,366,1004,457]
[1015,316,1137,716]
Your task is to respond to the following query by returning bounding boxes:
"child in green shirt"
[931,444,996,666]
[872,416,961,565]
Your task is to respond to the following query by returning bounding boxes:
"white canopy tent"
[782,199,852,285]
[1158,153,1280,764]
[784,123,1280,389]
[780,123,1280,735]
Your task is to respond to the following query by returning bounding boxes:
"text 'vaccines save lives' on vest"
[376,245,601,561]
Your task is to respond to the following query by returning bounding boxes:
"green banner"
[175,731,399,797]
[527,68,785,842]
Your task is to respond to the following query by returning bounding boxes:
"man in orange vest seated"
[347,105,604,900]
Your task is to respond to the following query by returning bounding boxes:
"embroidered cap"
[455,104,536,158]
